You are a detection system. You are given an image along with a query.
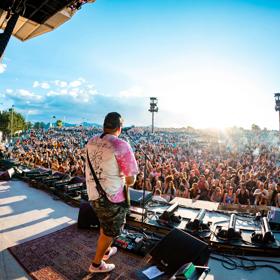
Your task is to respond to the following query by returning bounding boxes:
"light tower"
[148,97,158,133]
[8,105,14,141]
[52,115,56,128]
[274,93,280,132]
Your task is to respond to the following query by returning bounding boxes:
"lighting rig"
[274,93,280,133]
[0,0,96,58]
[251,217,275,244]
[158,202,181,227]
[216,214,241,240]
[148,97,158,133]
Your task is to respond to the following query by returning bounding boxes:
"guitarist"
[86,112,138,274]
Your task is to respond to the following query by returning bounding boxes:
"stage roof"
[0,0,95,41]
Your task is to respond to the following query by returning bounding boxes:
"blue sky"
[1,0,280,129]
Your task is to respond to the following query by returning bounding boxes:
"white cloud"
[60,89,68,95]
[88,89,97,95]
[17,89,43,101]
[40,82,50,89]
[69,80,82,87]
[4,78,140,124]
[33,81,39,88]
[33,81,50,89]
[0,63,7,74]
[69,89,79,98]
[18,89,34,97]
[54,80,68,87]
[78,77,86,83]
[27,109,39,115]
[6,89,13,93]
[47,90,59,96]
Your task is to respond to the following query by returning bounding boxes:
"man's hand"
[125,175,136,187]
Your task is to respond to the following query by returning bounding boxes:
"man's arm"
[276,193,280,207]
[261,190,269,200]
[125,175,136,187]
[247,198,250,205]
[115,140,139,185]
[253,189,259,197]
[235,189,240,204]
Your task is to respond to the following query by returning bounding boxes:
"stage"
[0,179,280,280]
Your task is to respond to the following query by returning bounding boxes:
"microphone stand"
[124,130,151,225]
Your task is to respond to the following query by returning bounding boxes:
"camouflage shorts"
[91,197,129,238]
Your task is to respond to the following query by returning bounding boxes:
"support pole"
[0,12,19,59]
[152,110,154,133]
[279,111,280,134]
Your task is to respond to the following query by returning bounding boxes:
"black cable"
[211,252,280,274]
[240,257,256,271]
[210,255,236,270]
[219,253,280,264]
[255,265,280,274]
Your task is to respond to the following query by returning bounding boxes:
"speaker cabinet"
[129,188,152,206]
[149,228,210,274]
[77,202,100,229]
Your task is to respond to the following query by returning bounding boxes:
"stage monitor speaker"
[77,202,100,229]
[129,188,153,207]
[149,228,210,274]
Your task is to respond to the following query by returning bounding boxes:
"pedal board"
[113,229,161,256]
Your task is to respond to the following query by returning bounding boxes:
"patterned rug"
[8,225,148,280]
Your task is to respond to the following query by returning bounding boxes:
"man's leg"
[92,228,113,265]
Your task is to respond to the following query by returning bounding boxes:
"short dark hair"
[103,112,123,130]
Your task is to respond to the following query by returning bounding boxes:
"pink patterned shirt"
[86,134,138,203]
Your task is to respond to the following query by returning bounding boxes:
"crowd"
[0,128,94,177]
[1,126,280,207]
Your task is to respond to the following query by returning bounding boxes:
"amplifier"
[25,170,52,178]
[42,175,61,183]
[53,178,72,187]
[130,189,153,207]
[31,173,52,181]
[64,183,83,193]
[25,171,40,178]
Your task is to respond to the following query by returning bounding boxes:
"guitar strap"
[86,149,107,198]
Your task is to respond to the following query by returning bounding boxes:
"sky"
[1,0,280,129]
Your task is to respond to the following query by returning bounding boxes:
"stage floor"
[0,179,279,280]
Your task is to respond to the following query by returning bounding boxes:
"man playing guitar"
[85,112,138,274]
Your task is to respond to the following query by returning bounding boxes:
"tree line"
[0,109,64,140]
[0,109,31,139]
